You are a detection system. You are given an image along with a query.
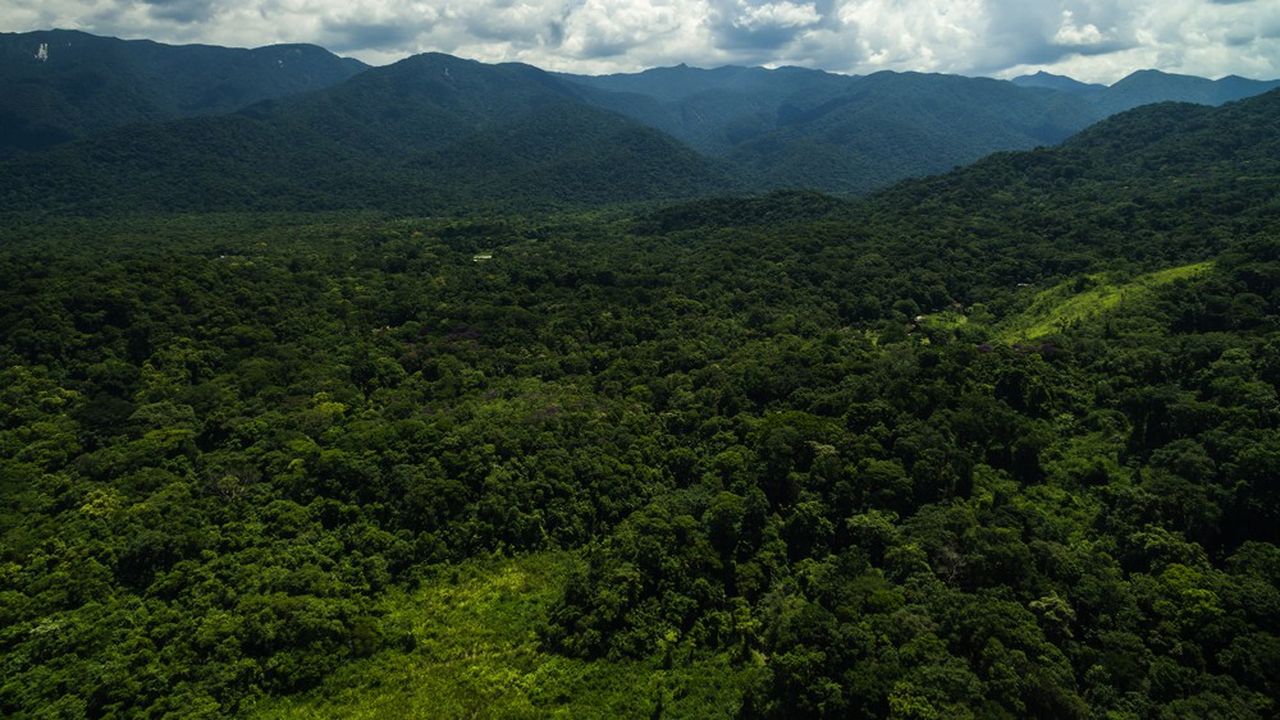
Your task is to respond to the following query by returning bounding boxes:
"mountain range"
[1,29,1278,214]
[561,64,1280,193]
[0,29,366,158]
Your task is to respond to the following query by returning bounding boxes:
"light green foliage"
[254,552,752,719]
[999,262,1212,341]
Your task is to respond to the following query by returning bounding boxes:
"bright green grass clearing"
[917,311,969,332]
[998,261,1213,342]
[248,552,754,719]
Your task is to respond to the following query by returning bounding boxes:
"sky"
[3,0,1279,83]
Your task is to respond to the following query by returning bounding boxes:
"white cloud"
[1,0,1278,82]
[734,2,821,32]
[1053,10,1104,47]
[559,0,696,59]
[834,0,987,71]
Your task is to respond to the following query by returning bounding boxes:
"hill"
[721,71,1098,193]
[560,64,852,155]
[879,88,1280,219]
[1011,70,1105,94]
[1094,69,1280,115]
[0,53,734,214]
[4,31,1278,207]
[561,64,1280,195]
[0,29,367,158]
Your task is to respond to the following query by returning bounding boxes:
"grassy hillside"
[998,262,1214,341]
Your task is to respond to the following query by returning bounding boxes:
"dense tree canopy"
[1,84,1279,720]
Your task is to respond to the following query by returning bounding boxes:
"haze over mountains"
[0,51,731,214]
[1,29,1278,214]
[560,65,1280,193]
[0,29,367,158]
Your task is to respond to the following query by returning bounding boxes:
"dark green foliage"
[1094,69,1280,116]
[0,29,365,158]
[1011,71,1106,94]
[2,73,1280,720]
[561,65,1279,195]
[0,53,734,215]
[5,35,1279,216]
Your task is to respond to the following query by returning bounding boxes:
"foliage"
[2,78,1280,720]
[251,552,754,719]
[0,53,735,216]
[0,29,364,158]
[5,33,1280,214]
[565,65,1278,195]
[992,262,1213,341]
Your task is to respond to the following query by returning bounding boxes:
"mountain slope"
[0,53,733,214]
[562,67,1098,193]
[725,71,1101,193]
[887,88,1280,202]
[560,64,854,155]
[1011,70,1105,94]
[857,89,1280,291]
[560,64,1280,195]
[1095,69,1280,115]
[4,33,1279,213]
[643,88,1280,290]
[0,29,367,158]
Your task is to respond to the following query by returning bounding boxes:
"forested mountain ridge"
[718,70,1096,193]
[559,65,1280,194]
[1063,90,1280,173]
[0,29,366,158]
[2,75,1279,719]
[3,30,1278,213]
[1010,71,1105,94]
[0,52,735,214]
[1094,69,1280,115]
[870,89,1280,260]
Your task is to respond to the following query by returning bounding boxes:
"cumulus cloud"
[1053,10,1105,47]
[558,0,693,60]
[1,0,1278,82]
[735,1,822,31]
[705,0,825,52]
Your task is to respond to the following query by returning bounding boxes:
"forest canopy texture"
[1,36,1279,720]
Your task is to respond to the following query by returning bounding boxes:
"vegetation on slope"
[251,552,752,719]
[996,262,1213,341]
[562,65,1279,195]
[2,80,1280,720]
[0,53,734,215]
[0,29,365,158]
[5,33,1279,214]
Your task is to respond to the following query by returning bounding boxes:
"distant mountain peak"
[1010,70,1104,93]
[1110,68,1206,86]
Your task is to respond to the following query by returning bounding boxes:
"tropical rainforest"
[1,28,1279,720]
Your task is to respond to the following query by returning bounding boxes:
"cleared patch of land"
[997,261,1213,342]
[250,552,752,719]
